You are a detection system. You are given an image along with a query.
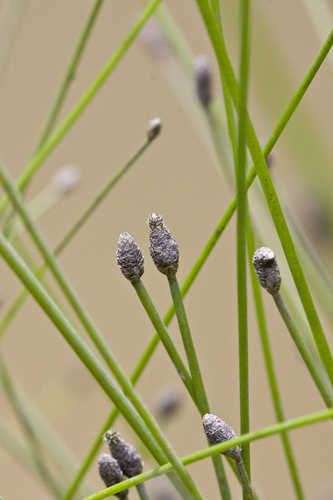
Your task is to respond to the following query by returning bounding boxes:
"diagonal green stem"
[247,222,305,500]
[0,167,202,499]
[83,406,333,500]
[60,35,331,496]
[0,135,154,340]
[167,274,231,500]
[0,0,161,215]
[0,233,195,499]
[0,356,62,499]
[272,292,333,408]
[33,0,105,155]
[195,0,333,386]
[132,280,194,396]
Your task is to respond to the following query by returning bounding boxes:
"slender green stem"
[272,292,333,407]
[62,31,333,496]
[195,0,333,386]
[235,459,254,500]
[63,36,333,487]
[136,483,150,500]
[0,356,62,499]
[0,169,202,500]
[247,223,305,499]
[0,135,154,340]
[236,0,251,482]
[167,274,231,500]
[83,406,333,500]
[0,233,195,499]
[0,0,161,215]
[33,0,105,155]
[0,420,37,477]
[132,280,194,397]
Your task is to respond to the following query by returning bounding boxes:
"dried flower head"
[202,413,242,461]
[148,213,179,277]
[97,453,128,498]
[147,117,162,141]
[104,430,143,477]
[194,56,213,108]
[51,165,81,195]
[155,386,183,420]
[252,246,281,295]
[117,233,144,283]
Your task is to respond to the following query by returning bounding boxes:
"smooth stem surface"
[0,136,154,340]
[0,233,193,499]
[247,223,305,499]
[236,0,251,481]
[195,0,333,386]
[0,166,202,500]
[235,459,253,500]
[62,32,333,495]
[0,0,161,214]
[83,406,333,500]
[136,483,150,500]
[33,0,104,154]
[167,274,231,500]
[272,292,333,407]
[0,357,62,499]
[132,279,194,397]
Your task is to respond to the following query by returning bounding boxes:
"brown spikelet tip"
[148,213,179,277]
[202,413,242,461]
[117,232,144,283]
[252,246,281,295]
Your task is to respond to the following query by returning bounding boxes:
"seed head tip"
[104,430,143,477]
[147,117,162,141]
[195,55,213,108]
[202,413,242,461]
[117,232,144,283]
[148,213,179,276]
[252,246,281,295]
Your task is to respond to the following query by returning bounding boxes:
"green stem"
[236,0,251,482]
[136,483,150,500]
[272,292,333,408]
[33,0,105,154]
[0,233,193,500]
[0,0,161,214]
[195,0,333,386]
[167,274,232,500]
[235,459,254,500]
[247,223,305,500]
[0,171,202,500]
[83,406,333,500]
[0,135,154,340]
[0,356,62,499]
[62,30,333,497]
[132,280,194,397]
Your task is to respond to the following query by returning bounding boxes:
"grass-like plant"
[1,2,333,499]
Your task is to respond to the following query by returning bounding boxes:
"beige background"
[0,1,332,499]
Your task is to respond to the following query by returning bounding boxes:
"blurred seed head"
[97,453,128,498]
[152,479,177,500]
[252,247,281,295]
[51,165,81,195]
[202,413,242,461]
[148,213,179,277]
[139,19,169,60]
[117,232,144,283]
[155,386,183,420]
[194,55,213,108]
[147,117,162,141]
[104,430,143,477]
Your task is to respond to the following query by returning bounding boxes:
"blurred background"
[0,1,333,498]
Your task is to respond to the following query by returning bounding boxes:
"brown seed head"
[148,213,179,277]
[202,413,242,461]
[252,246,281,295]
[195,56,213,108]
[104,430,143,477]
[147,117,162,141]
[117,233,144,283]
[97,453,128,498]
